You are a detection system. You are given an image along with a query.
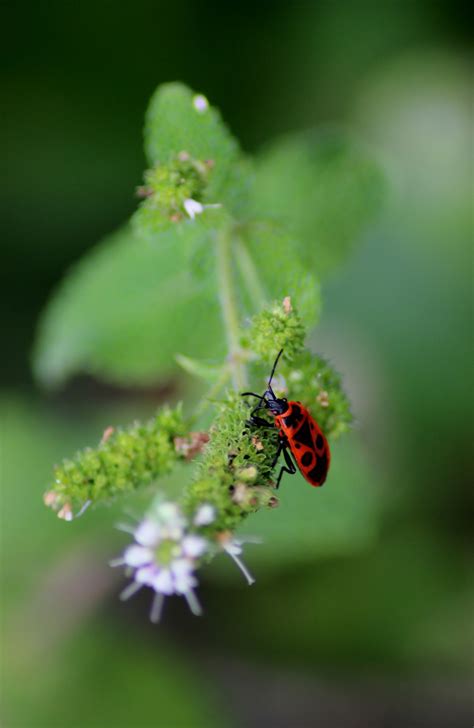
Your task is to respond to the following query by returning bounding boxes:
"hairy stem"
[216,227,247,390]
[234,236,267,311]
[193,366,231,421]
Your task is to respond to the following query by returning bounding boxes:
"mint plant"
[36,83,383,620]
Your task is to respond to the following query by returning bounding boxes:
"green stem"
[234,235,267,311]
[192,367,231,421]
[216,227,247,390]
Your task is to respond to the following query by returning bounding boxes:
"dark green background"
[2,1,472,726]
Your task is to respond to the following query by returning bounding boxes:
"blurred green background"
[2,1,472,726]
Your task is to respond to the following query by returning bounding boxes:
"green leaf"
[33,224,226,387]
[144,82,246,210]
[175,353,225,381]
[236,223,321,325]
[252,129,386,274]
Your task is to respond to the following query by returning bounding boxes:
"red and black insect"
[241,350,330,489]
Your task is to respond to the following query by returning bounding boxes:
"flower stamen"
[119,581,143,601]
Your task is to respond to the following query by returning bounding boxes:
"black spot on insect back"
[301,451,313,467]
[292,419,313,448]
[315,433,324,450]
[283,404,303,429]
[307,451,329,485]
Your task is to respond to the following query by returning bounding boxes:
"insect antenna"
[241,392,266,401]
[267,349,284,397]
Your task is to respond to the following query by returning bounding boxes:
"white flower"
[134,518,161,547]
[183,198,204,220]
[149,501,186,540]
[194,504,216,527]
[193,94,209,113]
[113,501,209,622]
[183,198,222,221]
[182,534,208,558]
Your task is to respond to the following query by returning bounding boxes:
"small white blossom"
[193,94,209,113]
[182,534,208,558]
[114,501,209,621]
[184,198,222,221]
[194,504,216,526]
[57,503,73,521]
[183,198,204,220]
[123,544,153,567]
[134,518,161,547]
[150,501,186,540]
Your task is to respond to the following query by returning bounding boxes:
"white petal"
[171,558,194,577]
[225,541,243,556]
[182,535,208,558]
[184,589,203,616]
[119,581,143,601]
[149,592,165,623]
[109,557,126,567]
[157,502,179,520]
[193,94,209,113]
[151,568,175,595]
[183,198,204,220]
[194,504,216,526]
[171,560,197,594]
[135,565,158,585]
[161,525,185,541]
[134,518,161,547]
[123,545,153,567]
[158,502,186,527]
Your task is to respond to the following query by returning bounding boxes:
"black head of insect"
[241,349,289,415]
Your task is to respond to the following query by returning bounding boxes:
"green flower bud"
[243,298,306,365]
[133,152,213,235]
[44,405,187,517]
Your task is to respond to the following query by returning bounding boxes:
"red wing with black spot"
[276,402,330,487]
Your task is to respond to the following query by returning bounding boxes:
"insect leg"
[274,443,297,489]
[247,414,276,429]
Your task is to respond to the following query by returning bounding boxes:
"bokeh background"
[2,1,472,726]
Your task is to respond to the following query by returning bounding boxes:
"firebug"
[241,350,331,489]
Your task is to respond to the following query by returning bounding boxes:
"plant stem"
[234,236,267,311]
[192,367,231,421]
[216,227,247,390]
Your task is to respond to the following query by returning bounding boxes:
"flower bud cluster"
[243,297,305,365]
[283,351,352,439]
[43,405,187,519]
[133,151,215,235]
[43,301,353,620]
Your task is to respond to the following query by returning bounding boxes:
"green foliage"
[41,301,351,563]
[252,129,386,274]
[243,299,306,364]
[33,224,225,387]
[45,405,186,516]
[183,395,280,534]
[236,222,321,325]
[35,82,377,616]
[144,82,245,212]
[133,151,212,234]
[34,83,382,389]
[283,351,352,439]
